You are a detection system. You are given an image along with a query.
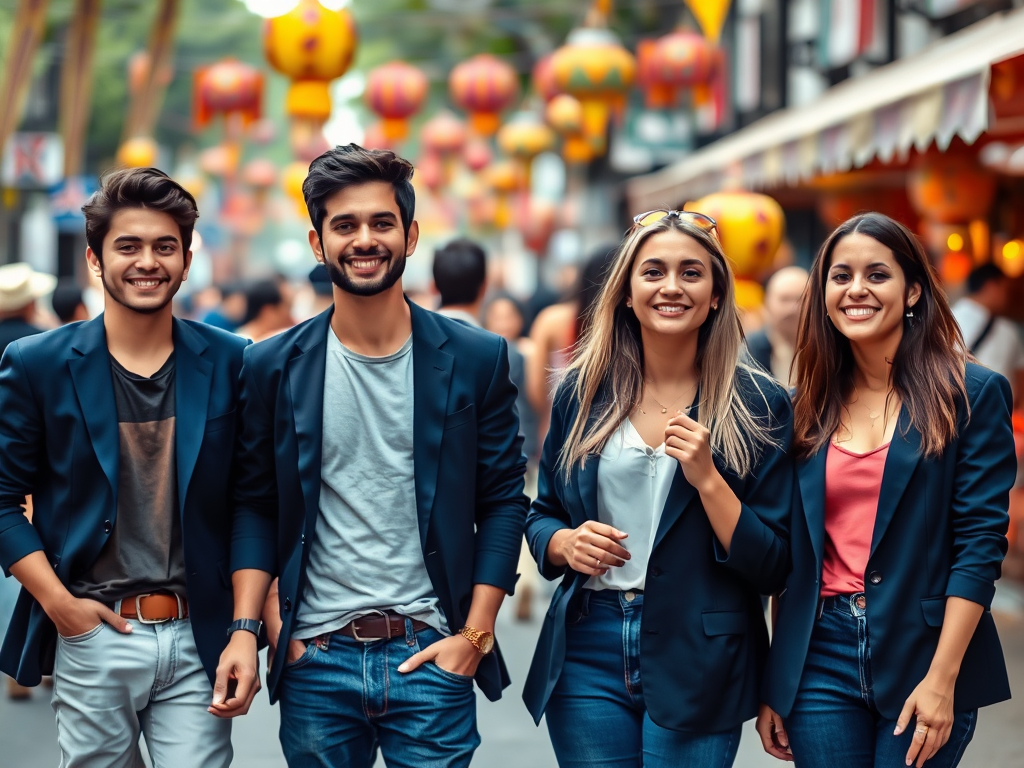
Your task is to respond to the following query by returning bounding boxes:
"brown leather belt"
[335,611,429,642]
[114,593,188,623]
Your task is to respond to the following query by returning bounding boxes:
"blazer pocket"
[444,404,475,430]
[205,411,236,434]
[920,596,947,628]
[701,610,749,636]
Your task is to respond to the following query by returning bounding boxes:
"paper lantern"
[422,111,467,156]
[198,144,241,178]
[417,152,445,194]
[449,54,520,136]
[193,59,263,129]
[463,139,493,172]
[532,54,561,102]
[684,0,732,44]
[545,94,590,164]
[242,159,277,190]
[365,61,428,142]
[519,198,558,254]
[484,160,523,229]
[908,147,997,225]
[117,137,158,168]
[551,27,636,157]
[687,191,785,280]
[816,188,919,231]
[637,31,716,109]
[362,122,391,150]
[283,160,310,218]
[498,114,555,161]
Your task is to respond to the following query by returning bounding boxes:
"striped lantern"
[365,61,429,142]
[449,54,520,136]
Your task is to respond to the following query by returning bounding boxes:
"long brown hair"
[792,212,968,458]
[558,215,778,480]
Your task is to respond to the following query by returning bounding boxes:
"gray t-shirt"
[293,330,444,640]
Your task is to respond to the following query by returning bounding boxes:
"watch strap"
[459,625,493,654]
[226,618,262,638]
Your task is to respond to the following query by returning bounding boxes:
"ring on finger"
[914,725,929,735]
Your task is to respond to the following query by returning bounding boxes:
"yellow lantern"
[484,160,523,229]
[687,191,785,310]
[497,113,555,189]
[283,160,310,219]
[545,94,590,165]
[116,136,158,168]
[264,0,358,158]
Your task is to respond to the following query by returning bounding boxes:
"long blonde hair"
[558,216,777,480]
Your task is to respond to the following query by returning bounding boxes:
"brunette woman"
[757,213,1014,768]
[523,210,794,767]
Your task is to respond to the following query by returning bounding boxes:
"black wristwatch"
[226,618,262,638]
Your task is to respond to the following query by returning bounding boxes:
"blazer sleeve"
[472,337,529,594]
[945,373,1014,609]
[525,385,573,582]
[0,342,46,575]
[713,382,794,595]
[230,346,280,575]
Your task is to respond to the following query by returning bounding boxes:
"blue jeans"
[278,621,479,768]
[785,593,977,768]
[545,590,742,768]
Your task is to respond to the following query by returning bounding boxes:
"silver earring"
[905,310,914,318]
[626,299,632,308]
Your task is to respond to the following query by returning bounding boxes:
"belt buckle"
[350,609,391,642]
[134,593,182,625]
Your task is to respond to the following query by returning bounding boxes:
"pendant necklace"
[638,383,695,415]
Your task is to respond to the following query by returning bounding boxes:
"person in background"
[308,263,335,316]
[484,290,541,621]
[434,237,487,326]
[51,279,91,325]
[745,266,808,389]
[0,262,55,701]
[952,263,1024,405]
[201,281,247,332]
[527,245,617,439]
[235,279,292,342]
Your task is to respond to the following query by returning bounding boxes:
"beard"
[101,270,178,315]
[324,243,407,297]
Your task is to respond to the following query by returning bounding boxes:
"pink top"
[820,440,890,597]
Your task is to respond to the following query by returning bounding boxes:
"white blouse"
[585,419,678,593]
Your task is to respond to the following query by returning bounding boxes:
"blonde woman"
[522,210,795,767]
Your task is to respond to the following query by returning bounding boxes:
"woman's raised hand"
[547,521,630,576]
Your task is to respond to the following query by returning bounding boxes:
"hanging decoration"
[497,113,556,189]
[283,160,310,218]
[362,122,391,150]
[636,30,716,109]
[265,0,358,159]
[242,158,277,205]
[551,26,636,158]
[683,0,732,44]
[532,54,561,103]
[545,94,590,164]
[365,61,429,143]
[116,136,159,168]
[686,191,785,310]
[484,160,524,229]
[449,54,520,137]
[193,59,264,130]
[463,139,493,173]
[907,146,996,225]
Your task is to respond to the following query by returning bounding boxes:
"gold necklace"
[638,382,696,415]
[854,385,890,428]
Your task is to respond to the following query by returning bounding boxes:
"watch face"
[479,633,494,654]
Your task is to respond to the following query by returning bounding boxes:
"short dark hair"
[241,279,283,325]
[51,279,84,323]
[433,238,487,307]
[967,263,1006,294]
[82,167,198,261]
[302,144,415,241]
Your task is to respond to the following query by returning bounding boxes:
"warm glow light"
[946,233,964,251]
[1004,240,1023,260]
[241,0,299,18]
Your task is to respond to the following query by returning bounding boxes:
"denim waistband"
[819,592,867,618]
[583,588,644,608]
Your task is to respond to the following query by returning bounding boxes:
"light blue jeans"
[51,617,231,768]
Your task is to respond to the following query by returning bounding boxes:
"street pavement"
[3,581,1024,767]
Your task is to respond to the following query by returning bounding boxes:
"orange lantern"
[193,59,263,130]
[265,0,358,156]
[117,136,158,168]
[283,160,310,218]
[532,53,561,102]
[687,191,785,310]
[545,93,590,164]
[422,111,467,157]
[908,146,997,225]
[551,27,636,157]
[497,113,555,189]
[449,54,520,137]
[816,188,919,231]
[365,61,428,143]
[198,144,241,179]
[484,160,523,229]
[637,30,716,109]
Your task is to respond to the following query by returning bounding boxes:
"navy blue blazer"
[0,316,248,686]
[764,363,1014,720]
[230,303,528,703]
[523,370,794,733]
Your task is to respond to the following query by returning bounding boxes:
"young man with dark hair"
[50,279,90,325]
[223,144,528,767]
[433,237,487,326]
[0,167,255,767]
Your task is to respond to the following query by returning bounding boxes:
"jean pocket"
[283,641,317,671]
[428,661,475,684]
[58,624,104,644]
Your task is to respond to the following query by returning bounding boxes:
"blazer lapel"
[68,316,119,505]
[575,457,600,525]
[289,310,331,536]
[797,449,828,569]
[173,319,212,517]
[411,303,452,549]
[653,466,698,549]
[870,408,922,555]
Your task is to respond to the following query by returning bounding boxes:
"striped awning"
[626,6,1024,212]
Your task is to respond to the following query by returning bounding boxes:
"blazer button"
[301,534,306,545]
[283,598,292,612]
[868,571,882,585]
[103,520,112,534]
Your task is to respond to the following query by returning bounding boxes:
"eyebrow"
[112,235,179,245]
[328,211,398,225]
[829,261,891,270]
[639,257,707,268]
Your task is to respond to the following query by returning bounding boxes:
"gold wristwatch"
[459,625,495,655]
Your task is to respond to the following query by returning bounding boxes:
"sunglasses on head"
[632,209,718,237]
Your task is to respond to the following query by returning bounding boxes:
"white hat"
[0,263,58,312]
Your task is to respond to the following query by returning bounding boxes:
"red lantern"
[242,159,277,190]
[449,54,520,137]
[463,139,493,172]
[532,54,561,102]
[193,59,263,129]
[908,146,997,225]
[422,111,467,156]
[365,61,428,142]
[637,30,716,109]
[519,198,558,254]
[417,153,445,193]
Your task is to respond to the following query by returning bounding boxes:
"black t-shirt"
[70,353,186,601]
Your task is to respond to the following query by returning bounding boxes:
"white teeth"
[654,304,687,313]
[130,279,160,287]
[351,259,382,269]
[843,307,878,317]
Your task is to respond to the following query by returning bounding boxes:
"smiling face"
[824,232,921,346]
[627,229,718,339]
[311,180,419,298]
[86,207,190,315]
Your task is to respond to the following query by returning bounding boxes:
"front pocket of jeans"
[283,641,317,670]
[428,661,474,683]
[59,624,104,644]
